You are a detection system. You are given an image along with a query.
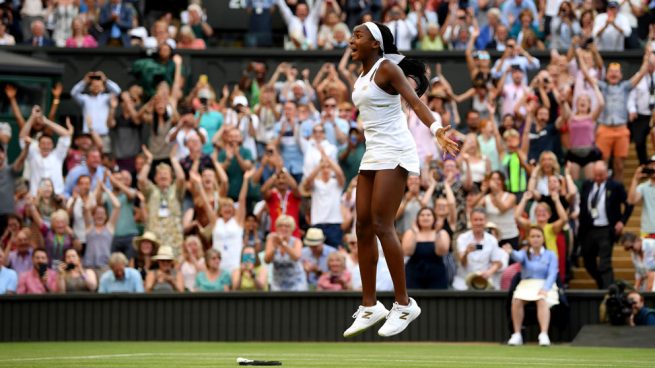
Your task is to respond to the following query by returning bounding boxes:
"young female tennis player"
[343,22,459,338]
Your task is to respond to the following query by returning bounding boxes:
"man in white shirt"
[71,71,122,151]
[385,4,418,51]
[277,0,324,50]
[19,109,73,196]
[491,39,540,84]
[453,209,508,290]
[299,124,337,177]
[593,1,632,51]
[302,156,345,247]
[627,53,655,165]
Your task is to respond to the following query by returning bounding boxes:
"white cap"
[129,27,148,40]
[232,95,248,107]
[198,88,213,100]
[0,122,11,137]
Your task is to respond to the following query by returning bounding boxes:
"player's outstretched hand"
[435,126,459,156]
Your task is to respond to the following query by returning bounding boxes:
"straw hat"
[152,245,176,261]
[132,231,160,251]
[465,272,494,290]
[304,228,325,246]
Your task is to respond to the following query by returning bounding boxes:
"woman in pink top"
[177,25,206,50]
[65,16,97,48]
[406,94,438,166]
[558,67,604,181]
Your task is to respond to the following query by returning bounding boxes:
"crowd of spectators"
[1,1,655,51]
[0,0,654,302]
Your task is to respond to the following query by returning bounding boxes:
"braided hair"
[374,22,429,97]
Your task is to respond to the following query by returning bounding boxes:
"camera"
[89,73,102,81]
[199,97,208,106]
[642,167,655,176]
[38,263,48,278]
[605,282,635,325]
[581,37,594,49]
[66,263,76,271]
[475,244,484,251]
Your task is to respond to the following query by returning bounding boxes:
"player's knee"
[356,221,374,240]
[371,219,392,239]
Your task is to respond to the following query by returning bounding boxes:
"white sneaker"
[343,301,389,338]
[377,297,421,337]
[507,333,523,346]
[538,332,551,346]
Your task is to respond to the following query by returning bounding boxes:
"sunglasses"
[323,104,336,108]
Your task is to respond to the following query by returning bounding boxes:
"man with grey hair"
[453,208,508,290]
[23,19,55,47]
[579,160,632,289]
[98,252,144,293]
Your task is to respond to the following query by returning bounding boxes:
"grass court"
[0,342,652,367]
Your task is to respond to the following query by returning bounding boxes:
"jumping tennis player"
[343,22,459,338]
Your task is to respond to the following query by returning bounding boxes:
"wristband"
[430,121,443,136]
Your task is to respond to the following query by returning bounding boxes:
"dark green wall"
[1,291,651,342]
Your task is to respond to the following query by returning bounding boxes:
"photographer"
[627,291,655,326]
[453,209,507,290]
[56,248,97,293]
[16,248,60,294]
[71,71,122,150]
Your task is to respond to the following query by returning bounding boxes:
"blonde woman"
[178,236,206,291]
[317,252,352,291]
[65,15,97,48]
[528,151,561,197]
[264,215,306,291]
[28,207,79,267]
[195,169,253,275]
[177,25,206,49]
[458,133,491,191]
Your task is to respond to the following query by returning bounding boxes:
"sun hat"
[465,272,494,290]
[304,228,325,246]
[152,245,176,261]
[132,231,160,251]
[232,95,249,108]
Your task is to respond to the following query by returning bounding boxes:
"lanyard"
[276,190,291,216]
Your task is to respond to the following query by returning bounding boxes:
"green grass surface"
[0,342,652,367]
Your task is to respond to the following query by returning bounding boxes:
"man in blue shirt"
[98,252,144,293]
[300,228,336,289]
[628,291,655,326]
[64,148,111,198]
[0,249,17,294]
[501,0,538,28]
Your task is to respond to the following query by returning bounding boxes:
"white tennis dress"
[352,57,420,176]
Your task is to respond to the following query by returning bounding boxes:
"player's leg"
[371,167,421,337]
[369,167,409,305]
[343,171,389,338]
[355,171,379,307]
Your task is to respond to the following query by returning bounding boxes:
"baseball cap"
[607,1,619,8]
[232,95,249,108]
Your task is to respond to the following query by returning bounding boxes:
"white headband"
[363,22,384,53]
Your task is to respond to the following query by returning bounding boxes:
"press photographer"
[627,291,655,326]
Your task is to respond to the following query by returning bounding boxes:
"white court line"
[0,352,653,366]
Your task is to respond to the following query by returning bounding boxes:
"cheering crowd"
[0,1,655,51]
[0,0,654,299]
